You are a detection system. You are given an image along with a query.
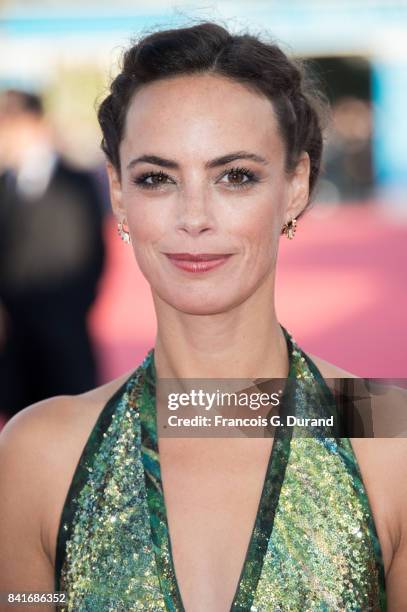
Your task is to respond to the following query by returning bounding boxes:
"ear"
[106,162,125,220]
[284,152,311,223]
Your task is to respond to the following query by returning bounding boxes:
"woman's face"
[108,73,310,315]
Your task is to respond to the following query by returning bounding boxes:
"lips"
[164,252,232,273]
[165,253,230,261]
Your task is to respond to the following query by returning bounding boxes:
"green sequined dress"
[55,326,387,611]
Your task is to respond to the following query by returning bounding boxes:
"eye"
[218,166,259,189]
[132,170,176,189]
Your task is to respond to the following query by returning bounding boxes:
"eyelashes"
[131,166,260,190]
[220,166,259,189]
[132,170,174,190]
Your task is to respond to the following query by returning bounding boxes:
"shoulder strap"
[54,370,138,589]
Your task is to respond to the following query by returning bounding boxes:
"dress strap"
[54,370,140,590]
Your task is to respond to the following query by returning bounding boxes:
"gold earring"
[281,218,297,240]
[117,219,131,243]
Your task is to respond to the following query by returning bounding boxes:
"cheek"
[232,189,285,263]
[124,199,170,281]
[126,196,168,243]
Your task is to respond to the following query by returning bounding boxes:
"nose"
[175,185,214,236]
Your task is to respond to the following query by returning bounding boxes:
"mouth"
[163,252,233,273]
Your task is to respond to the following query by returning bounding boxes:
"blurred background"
[0,0,406,426]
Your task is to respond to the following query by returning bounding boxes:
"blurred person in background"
[322,96,374,202]
[0,89,105,419]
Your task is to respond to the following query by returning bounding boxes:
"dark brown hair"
[98,21,327,210]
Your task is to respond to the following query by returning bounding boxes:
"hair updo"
[98,21,327,212]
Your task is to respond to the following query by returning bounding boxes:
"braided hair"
[98,21,328,212]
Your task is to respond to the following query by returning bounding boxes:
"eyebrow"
[126,150,268,171]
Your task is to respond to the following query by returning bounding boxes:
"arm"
[385,436,407,610]
[0,404,58,611]
[0,382,122,612]
[386,533,407,611]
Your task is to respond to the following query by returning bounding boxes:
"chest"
[158,438,273,612]
[54,431,390,611]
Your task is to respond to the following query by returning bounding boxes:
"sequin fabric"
[55,326,386,611]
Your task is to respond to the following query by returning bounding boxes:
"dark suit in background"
[0,158,106,417]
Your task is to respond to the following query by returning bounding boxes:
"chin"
[158,288,245,316]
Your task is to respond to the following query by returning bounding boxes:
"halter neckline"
[138,324,304,610]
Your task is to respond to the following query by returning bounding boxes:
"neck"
[152,278,289,380]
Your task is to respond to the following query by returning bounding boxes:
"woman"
[0,21,405,611]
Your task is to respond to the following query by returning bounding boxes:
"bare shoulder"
[0,368,134,447]
[304,351,358,378]
[0,367,135,586]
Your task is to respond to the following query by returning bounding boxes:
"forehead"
[121,73,283,161]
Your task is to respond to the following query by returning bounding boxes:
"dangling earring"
[281,218,297,240]
[117,219,131,243]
